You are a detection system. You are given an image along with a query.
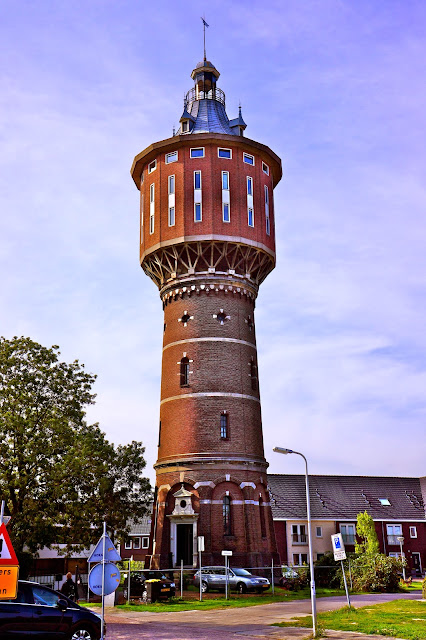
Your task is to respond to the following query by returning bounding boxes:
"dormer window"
[182,121,189,133]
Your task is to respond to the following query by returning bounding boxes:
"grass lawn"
[273,599,426,640]
[82,587,346,613]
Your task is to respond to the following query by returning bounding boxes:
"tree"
[355,511,380,556]
[0,336,151,559]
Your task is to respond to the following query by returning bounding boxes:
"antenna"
[201,16,209,62]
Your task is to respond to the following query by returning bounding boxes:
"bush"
[422,576,426,599]
[349,554,402,593]
[314,552,340,588]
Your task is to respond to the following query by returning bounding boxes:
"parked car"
[122,570,175,601]
[193,566,270,593]
[0,579,103,639]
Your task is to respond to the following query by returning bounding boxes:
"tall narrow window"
[194,171,202,222]
[259,497,266,538]
[247,177,254,227]
[223,496,232,535]
[220,413,228,439]
[168,175,175,226]
[222,171,230,222]
[180,357,189,386]
[250,358,258,391]
[265,185,270,235]
[149,183,155,234]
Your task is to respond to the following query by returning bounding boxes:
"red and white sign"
[0,523,19,565]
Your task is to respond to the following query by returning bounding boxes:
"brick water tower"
[131,55,282,569]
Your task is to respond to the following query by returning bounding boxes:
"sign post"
[0,502,19,601]
[88,524,121,640]
[221,550,232,600]
[198,536,204,601]
[331,533,351,608]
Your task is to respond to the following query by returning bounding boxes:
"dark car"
[122,570,175,601]
[0,580,103,639]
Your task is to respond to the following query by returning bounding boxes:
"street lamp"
[273,447,317,637]
[397,536,406,580]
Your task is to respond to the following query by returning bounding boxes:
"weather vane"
[201,16,209,62]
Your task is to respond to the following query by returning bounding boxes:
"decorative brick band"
[160,392,261,406]
[163,337,256,352]
[199,499,271,506]
[161,281,258,306]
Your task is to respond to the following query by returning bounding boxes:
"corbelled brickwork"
[132,59,282,568]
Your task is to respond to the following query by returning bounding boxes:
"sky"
[1,0,425,485]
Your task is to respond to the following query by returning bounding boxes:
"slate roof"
[268,475,426,521]
[128,512,152,536]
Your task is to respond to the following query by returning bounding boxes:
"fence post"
[348,558,353,590]
[271,559,274,594]
[180,559,183,599]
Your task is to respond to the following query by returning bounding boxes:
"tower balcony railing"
[186,86,226,108]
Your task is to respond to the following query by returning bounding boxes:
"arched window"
[220,412,229,439]
[259,496,266,538]
[223,496,232,536]
[250,358,258,391]
[180,357,189,387]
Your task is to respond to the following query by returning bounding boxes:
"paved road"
[102,591,422,640]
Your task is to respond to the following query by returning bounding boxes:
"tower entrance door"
[176,523,193,566]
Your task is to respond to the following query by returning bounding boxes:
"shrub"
[314,552,340,588]
[422,576,426,599]
[349,554,402,592]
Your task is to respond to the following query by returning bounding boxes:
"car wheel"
[201,581,209,593]
[70,628,95,640]
[237,582,246,594]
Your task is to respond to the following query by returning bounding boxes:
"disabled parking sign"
[331,533,346,560]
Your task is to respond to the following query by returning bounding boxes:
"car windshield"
[232,568,252,577]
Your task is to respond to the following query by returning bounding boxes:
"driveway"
[102,591,422,640]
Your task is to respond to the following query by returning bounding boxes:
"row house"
[269,474,426,576]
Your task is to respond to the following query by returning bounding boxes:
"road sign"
[89,562,121,596]
[88,534,121,564]
[197,536,205,552]
[0,566,19,600]
[221,550,232,556]
[0,523,19,566]
[331,533,347,561]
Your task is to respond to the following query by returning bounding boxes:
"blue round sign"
[89,562,121,595]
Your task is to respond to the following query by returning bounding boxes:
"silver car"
[194,566,270,593]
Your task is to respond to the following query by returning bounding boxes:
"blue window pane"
[219,148,231,158]
[191,148,204,158]
[248,208,254,227]
[247,178,252,195]
[222,172,229,190]
[194,172,201,189]
[243,153,254,165]
[223,204,230,222]
[195,203,202,221]
[169,176,175,194]
[169,207,175,226]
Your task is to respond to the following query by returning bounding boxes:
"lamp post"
[397,535,406,580]
[273,447,317,637]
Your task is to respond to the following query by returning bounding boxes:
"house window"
[180,357,190,387]
[340,524,356,544]
[247,176,253,196]
[292,524,307,544]
[250,358,258,391]
[194,171,202,222]
[182,121,189,133]
[133,537,141,550]
[243,152,254,165]
[410,526,417,538]
[222,170,230,223]
[142,536,149,549]
[379,498,391,506]
[316,526,323,538]
[262,161,269,175]
[149,184,155,234]
[222,171,229,190]
[387,524,402,545]
[220,412,228,439]
[124,539,132,550]
[259,497,267,538]
[265,185,270,235]
[190,147,205,158]
[223,496,232,535]
[168,175,175,227]
[248,208,254,227]
[223,203,230,222]
[293,553,308,566]
[148,160,156,174]
[140,170,144,185]
[166,151,178,164]
[140,194,144,240]
[218,148,232,159]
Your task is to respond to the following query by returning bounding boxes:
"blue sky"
[1,0,425,483]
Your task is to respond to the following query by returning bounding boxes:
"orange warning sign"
[0,523,19,566]
[0,566,19,599]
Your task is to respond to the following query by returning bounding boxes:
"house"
[268,474,426,576]
[120,514,152,564]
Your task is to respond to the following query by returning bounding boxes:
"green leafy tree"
[0,336,152,560]
[355,511,380,556]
